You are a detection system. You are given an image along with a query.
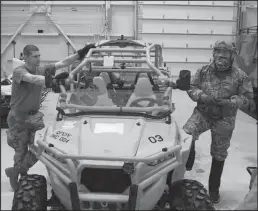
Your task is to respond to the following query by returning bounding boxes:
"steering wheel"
[129,97,159,107]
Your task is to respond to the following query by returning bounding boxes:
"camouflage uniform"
[183,40,254,203]
[5,64,56,190]
[183,42,253,161]
[6,110,45,173]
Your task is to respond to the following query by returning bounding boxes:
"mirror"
[176,70,191,91]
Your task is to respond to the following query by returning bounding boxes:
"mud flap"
[128,184,138,210]
[69,182,81,210]
[170,132,192,184]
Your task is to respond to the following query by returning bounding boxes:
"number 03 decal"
[148,135,164,143]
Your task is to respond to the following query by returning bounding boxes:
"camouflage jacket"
[187,62,254,118]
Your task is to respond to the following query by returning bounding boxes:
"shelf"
[20,33,59,37]
[139,32,236,36]
[138,3,237,8]
[139,17,236,22]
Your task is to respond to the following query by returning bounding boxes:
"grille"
[81,168,131,193]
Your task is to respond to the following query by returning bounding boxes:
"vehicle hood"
[44,116,178,159]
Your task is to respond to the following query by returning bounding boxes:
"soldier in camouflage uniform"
[5,44,96,191]
[183,40,254,203]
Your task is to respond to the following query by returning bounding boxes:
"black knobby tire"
[168,179,215,210]
[12,174,47,211]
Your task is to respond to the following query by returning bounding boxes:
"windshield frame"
[58,41,174,118]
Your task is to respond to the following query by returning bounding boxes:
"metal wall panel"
[141,34,235,48]
[1,2,106,73]
[1,4,30,34]
[139,1,238,75]
[242,2,257,28]
[140,4,235,20]
[1,1,239,77]
[142,20,235,34]
[50,4,105,35]
[110,4,134,37]
[142,1,235,6]
[162,48,212,63]
[22,13,58,33]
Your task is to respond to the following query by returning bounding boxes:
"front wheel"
[12,174,47,210]
[168,179,215,210]
[156,179,215,210]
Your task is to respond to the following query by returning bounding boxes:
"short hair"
[23,45,39,57]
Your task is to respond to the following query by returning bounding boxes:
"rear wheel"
[12,174,47,210]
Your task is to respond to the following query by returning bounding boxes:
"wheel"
[12,174,47,211]
[166,179,215,210]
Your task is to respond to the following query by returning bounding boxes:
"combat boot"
[5,167,19,191]
[185,140,196,171]
[208,158,225,203]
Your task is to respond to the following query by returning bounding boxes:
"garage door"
[138,1,238,75]
[50,1,105,50]
[110,1,134,39]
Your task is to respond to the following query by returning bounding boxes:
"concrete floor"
[1,90,257,210]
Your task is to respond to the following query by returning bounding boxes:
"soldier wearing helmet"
[183,40,254,203]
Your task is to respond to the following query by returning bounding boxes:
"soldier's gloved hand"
[51,72,74,93]
[54,71,69,80]
[77,43,96,60]
[199,93,217,105]
[215,98,233,107]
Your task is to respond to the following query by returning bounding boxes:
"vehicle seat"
[93,76,114,106]
[126,77,157,107]
[99,72,111,86]
[99,72,116,101]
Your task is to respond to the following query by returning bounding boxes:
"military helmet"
[212,40,237,71]
[213,40,236,53]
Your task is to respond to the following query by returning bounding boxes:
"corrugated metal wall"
[138,1,238,75]
[1,1,239,76]
[242,1,257,28]
[110,1,134,38]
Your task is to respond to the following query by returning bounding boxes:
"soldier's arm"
[38,43,96,77]
[14,67,45,86]
[187,66,207,102]
[55,53,80,70]
[23,64,67,88]
[22,73,45,86]
[230,72,254,109]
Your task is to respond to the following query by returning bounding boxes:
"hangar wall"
[0,1,249,76]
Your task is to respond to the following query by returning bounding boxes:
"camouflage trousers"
[183,107,236,161]
[6,110,45,173]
